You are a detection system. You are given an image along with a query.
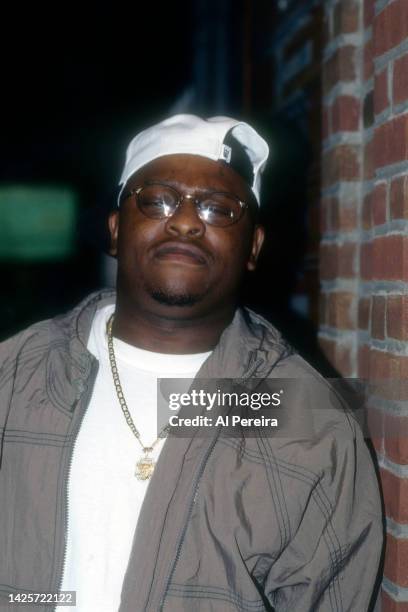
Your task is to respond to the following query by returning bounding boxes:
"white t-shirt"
[57,304,211,611]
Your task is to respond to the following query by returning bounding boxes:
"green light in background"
[0,186,77,261]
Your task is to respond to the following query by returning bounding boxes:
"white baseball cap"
[118,114,269,206]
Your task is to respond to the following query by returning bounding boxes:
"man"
[0,114,382,611]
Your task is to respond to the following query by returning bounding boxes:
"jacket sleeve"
[0,324,50,467]
[0,333,21,466]
[250,376,384,612]
[259,415,383,612]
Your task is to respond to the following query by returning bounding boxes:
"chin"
[145,276,210,307]
[150,289,204,307]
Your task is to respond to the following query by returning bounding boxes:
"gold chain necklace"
[106,314,169,481]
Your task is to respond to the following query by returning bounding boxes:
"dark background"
[0,0,333,373]
[1,1,195,333]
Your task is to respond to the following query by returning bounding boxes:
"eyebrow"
[143,179,234,197]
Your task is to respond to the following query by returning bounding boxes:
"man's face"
[109,154,264,319]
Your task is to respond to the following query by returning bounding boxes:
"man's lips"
[153,242,209,265]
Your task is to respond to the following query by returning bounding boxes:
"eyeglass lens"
[137,184,243,227]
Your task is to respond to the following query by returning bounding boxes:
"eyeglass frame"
[121,182,250,227]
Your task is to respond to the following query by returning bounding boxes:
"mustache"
[151,239,213,264]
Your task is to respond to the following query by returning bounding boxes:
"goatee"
[150,289,203,307]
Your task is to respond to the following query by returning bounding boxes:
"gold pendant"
[135,456,155,480]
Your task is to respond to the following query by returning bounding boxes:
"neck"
[111,298,236,354]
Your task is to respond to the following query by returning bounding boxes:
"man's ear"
[247,225,265,271]
[108,210,119,257]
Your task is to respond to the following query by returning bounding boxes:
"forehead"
[125,153,254,199]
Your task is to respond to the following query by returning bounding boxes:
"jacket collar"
[197,307,292,380]
[53,289,292,384]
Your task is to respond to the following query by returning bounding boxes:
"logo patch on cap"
[220,144,232,163]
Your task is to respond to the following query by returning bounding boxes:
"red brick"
[364,0,375,29]
[372,235,408,281]
[374,0,408,57]
[331,95,360,132]
[358,344,370,378]
[374,68,389,115]
[320,197,339,232]
[364,38,374,82]
[328,291,356,329]
[333,0,360,36]
[369,349,393,380]
[371,182,387,226]
[336,343,353,376]
[360,241,372,280]
[387,295,408,341]
[370,349,408,383]
[362,192,372,230]
[381,468,408,523]
[323,46,357,94]
[391,176,408,219]
[393,53,408,106]
[358,297,371,329]
[369,366,408,404]
[364,137,375,180]
[382,590,408,612]
[337,200,358,231]
[338,242,356,277]
[384,534,408,588]
[371,295,386,339]
[374,115,408,168]
[323,196,348,232]
[322,145,360,187]
[384,413,408,464]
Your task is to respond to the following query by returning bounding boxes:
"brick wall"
[320,0,408,609]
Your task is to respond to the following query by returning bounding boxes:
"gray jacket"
[0,291,383,611]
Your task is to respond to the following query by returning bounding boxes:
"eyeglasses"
[122,183,249,227]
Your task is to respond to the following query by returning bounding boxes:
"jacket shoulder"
[0,288,115,366]
[0,319,53,366]
[242,308,359,437]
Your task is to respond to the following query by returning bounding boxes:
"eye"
[199,195,239,221]
[144,199,165,208]
[138,185,178,218]
[203,202,232,217]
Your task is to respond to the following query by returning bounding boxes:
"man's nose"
[165,197,206,238]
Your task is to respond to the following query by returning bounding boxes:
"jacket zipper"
[53,359,99,612]
[157,362,263,611]
[157,430,220,612]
